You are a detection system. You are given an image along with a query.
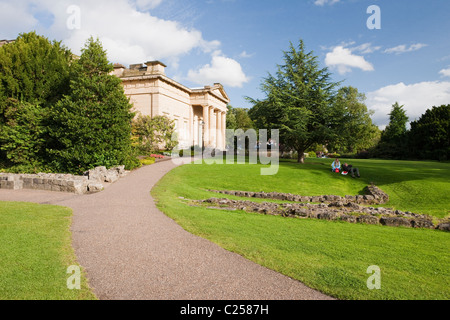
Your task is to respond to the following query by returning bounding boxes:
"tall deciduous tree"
[248,40,340,163]
[408,105,450,161]
[226,105,254,130]
[48,37,135,174]
[329,86,380,153]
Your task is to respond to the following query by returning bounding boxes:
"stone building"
[0,40,14,47]
[113,61,229,150]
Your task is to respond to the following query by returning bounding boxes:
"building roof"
[117,61,230,104]
[0,40,14,47]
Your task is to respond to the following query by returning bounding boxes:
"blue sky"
[1,0,450,128]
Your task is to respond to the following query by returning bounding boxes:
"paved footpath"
[0,161,334,300]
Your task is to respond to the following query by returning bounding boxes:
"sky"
[1,0,450,128]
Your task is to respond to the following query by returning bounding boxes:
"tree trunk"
[297,150,305,163]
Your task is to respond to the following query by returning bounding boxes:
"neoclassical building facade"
[113,61,229,150]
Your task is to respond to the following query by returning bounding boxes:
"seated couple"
[331,159,360,178]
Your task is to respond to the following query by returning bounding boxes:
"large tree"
[48,37,135,174]
[329,86,380,153]
[248,40,340,163]
[0,32,72,168]
[374,102,409,159]
[225,105,255,150]
[408,105,450,161]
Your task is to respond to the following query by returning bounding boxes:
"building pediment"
[211,84,230,102]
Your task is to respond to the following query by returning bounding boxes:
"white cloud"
[366,81,450,128]
[0,0,250,88]
[1,0,222,65]
[187,51,250,88]
[350,43,381,54]
[133,0,163,11]
[325,46,374,75]
[314,0,340,6]
[439,68,450,77]
[239,51,254,58]
[0,1,38,39]
[384,43,427,55]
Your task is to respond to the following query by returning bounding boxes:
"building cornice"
[119,73,230,104]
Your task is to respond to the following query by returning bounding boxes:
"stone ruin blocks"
[0,166,128,195]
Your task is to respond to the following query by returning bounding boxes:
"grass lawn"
[0,202,96,300]
[152,157,450,300]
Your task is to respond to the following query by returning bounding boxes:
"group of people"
[255,139,276,151]
[331,158,360,178]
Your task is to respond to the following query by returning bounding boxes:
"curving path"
[0,161,333,300]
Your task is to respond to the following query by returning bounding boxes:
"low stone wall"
[197,186,449,231]
[0,166,129,195]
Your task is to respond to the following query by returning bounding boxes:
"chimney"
[145,61,167,75]
[112,63,126,77]
[129,63,144,70]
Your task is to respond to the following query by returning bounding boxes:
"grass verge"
[0,201,97,300]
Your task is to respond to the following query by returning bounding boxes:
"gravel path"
[0,161,334,300]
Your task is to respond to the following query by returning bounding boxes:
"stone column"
[189,106,194,147]
[216,110,222,150]
[202,105,210,147]
[221,111,227,150]
[193,115,198,146]
[209,107,215,148]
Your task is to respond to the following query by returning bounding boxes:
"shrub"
[132,115,177,154]
[0,100,46,168]
[327,153,341,158]
[139,157,156,166]
[306,151,317,158]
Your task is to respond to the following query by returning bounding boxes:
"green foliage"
[329,86,381,154]
[306,151,317,158]
[225,105,255,149]
[139,156,156,166]
[0,32,72,107]
[132,114,177,154]
[384,102,409,140]
[408,105,450,161]
[47,37,135,174]
[248,39,340,163]
[0,32,73,169]
[226,105,254,130]
[0,99,45,167]
[373,102,409,159]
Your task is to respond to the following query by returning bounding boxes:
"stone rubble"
[197,186,449,231]
[208,183,389,205]
[0,166,129,194]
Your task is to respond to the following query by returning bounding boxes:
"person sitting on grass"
[342,162,360,178]
[331,158,341,173]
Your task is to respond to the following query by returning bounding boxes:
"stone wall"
[0,166,128,194]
